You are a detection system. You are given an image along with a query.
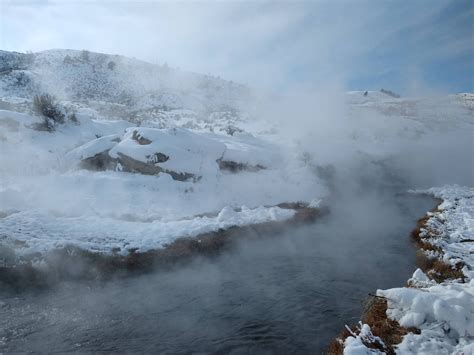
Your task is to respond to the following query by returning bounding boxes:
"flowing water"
[0,192,436,353]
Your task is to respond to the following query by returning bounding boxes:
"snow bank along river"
[342,186,474,355]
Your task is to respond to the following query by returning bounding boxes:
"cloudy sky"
[1,0,472,94]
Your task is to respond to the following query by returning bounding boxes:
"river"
[0,191,436,353]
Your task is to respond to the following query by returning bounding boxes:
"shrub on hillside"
[32,94,65,131]
[380,88,400,98]
[80,50,90,62]
[107,61,116,70]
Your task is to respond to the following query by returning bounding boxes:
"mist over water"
[1,89,472,351]
[1,75,472,352]
[0,170,438,353]
[1,1,473,352]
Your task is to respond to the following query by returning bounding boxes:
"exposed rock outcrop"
[217,158,266,173]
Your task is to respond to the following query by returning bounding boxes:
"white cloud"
[0,0,470,92]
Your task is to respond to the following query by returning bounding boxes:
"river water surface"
[0,191,436,353]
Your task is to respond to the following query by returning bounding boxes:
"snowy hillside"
[0,49,251,118]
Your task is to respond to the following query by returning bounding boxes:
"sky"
[1,0,472,94]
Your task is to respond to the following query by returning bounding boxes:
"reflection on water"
[0,193,435,353]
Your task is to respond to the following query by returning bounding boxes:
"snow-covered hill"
[0,49,251,118]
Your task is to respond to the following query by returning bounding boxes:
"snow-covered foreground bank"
[0,206,295,255]
[343,185,474,354]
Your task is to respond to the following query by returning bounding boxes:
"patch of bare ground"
[0,204,328,290]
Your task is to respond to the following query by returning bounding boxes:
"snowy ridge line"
[330,185,474,355]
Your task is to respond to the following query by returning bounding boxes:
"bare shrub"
[32,93,65,131]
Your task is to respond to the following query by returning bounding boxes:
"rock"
[117,152,195,181]
[217,159,265,173]
[147,152,169,163]
[80,151,117,171]
[109,127,225,180]
[131,130,152,145]
[117,152,162,175]
[68,134,121,171]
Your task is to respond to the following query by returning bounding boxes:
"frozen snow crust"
[343,186,474,354]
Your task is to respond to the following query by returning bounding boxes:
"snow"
[66,134,120,160]
[208,131,282,168]
[343,323,385,355]
[414,186,474,281]
[407,268,434,288]
[0,49,251,113]
[0,205,294,255]
[344,185,474,354]
[109,127,226,175]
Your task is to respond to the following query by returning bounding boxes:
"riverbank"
[330,185,474,354]
[0,203,326,289]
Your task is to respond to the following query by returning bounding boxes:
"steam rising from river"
[1,1,473,353]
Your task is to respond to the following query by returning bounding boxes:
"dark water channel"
[0,191,436,353]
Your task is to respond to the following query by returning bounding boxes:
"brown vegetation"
[361,298,419,353]
[415,252,465,283]
[410,200,466,283]
[32,93,65,131]
[326,297,420,355]
[327,326,356,355]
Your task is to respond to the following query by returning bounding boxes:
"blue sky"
[1,0,472,94]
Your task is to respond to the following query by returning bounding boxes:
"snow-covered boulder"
[207,131,282,172]
[67,134,120,170]
[109,127,226,180]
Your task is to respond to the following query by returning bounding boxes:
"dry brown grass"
[326,297,420,355]
[409,202,465,283]
[410,210,441,252]
[429,259,465,283]
[362,298,419,352]
[327,326,355,355]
